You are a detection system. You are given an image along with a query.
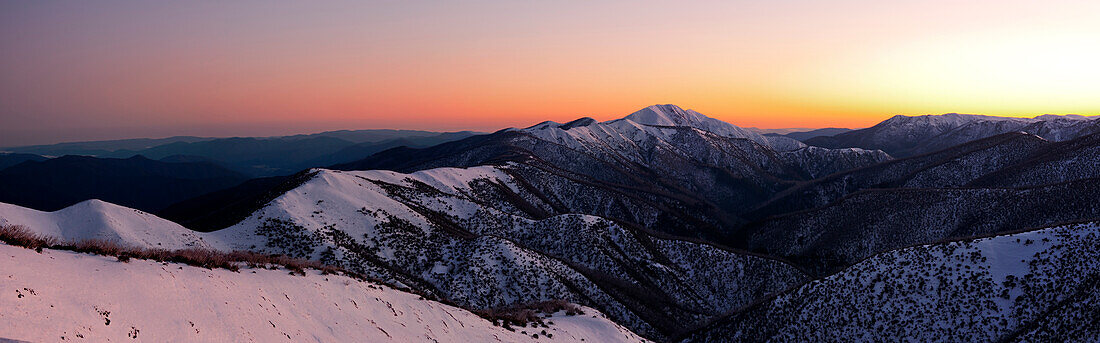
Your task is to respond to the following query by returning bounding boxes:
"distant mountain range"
[0,155,249,212]
[0,130,480,213]
[0,152,47,170]
[804,113,1100,157]
[2,105,1098,342]
[762,127,851,141]
[1,129,481,177]
[1,136,213,156]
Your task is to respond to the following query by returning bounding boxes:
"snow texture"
[0,243,647,342]
[686,222,1100,343]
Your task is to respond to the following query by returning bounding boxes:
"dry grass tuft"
[0,224,349,276]
[72,238,128,257]
[169,248,240,271]
[477,299,585,329]
[0,224,58,252]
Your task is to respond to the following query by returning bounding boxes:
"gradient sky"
[2,1,1098,146]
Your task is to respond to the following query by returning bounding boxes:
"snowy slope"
[0,243,647,342]
[0,199,211,250]
[204,166,809,339]
[686,222,1100,342]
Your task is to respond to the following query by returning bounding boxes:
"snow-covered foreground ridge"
[0,243,648,342]
[685,222,1100,342]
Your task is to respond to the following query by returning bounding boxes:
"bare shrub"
[528,299,584,316]
[0,224,58,251]
[169,248,239,271]
[224,250,322,274]
[318,264,342,275]
[72,239,127,257]
[0,224,357,279]
[477,299,585,327]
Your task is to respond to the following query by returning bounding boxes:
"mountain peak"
[623,104,708,127]
[616,104,772,144]
[560,117,597,130]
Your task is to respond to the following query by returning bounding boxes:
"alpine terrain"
[2,105,1098,342]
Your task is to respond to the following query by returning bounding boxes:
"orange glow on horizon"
[1,1,1098,145]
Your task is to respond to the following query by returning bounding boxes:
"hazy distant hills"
[112,136,355,176]
[106,131,481,176]
[1,136,214,156]
[0,152,48,170]
[0,155,249,212]
[1,129,481,177]
[0,129,471,155]
[279,128,473,143]
[763,127,851,141]
[0,130,480,214]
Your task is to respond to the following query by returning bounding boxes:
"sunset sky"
[2,0,1098,145]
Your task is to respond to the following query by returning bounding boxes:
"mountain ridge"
[805,113,1099,157]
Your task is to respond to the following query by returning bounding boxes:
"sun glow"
[1,1,1098,145]
[784,29,1100,117]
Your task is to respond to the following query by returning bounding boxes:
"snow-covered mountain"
[806,113,1100,157]
[522,104,801,152]
[198,166,810,340]
[0,199,210,249]
[684,222,1100,342]
[619,104,772,145]
[332,105,889,243]
[0,243,646,342]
